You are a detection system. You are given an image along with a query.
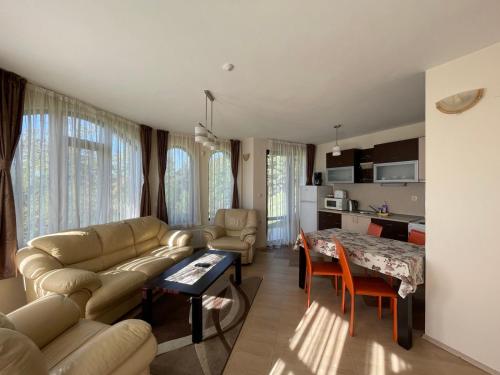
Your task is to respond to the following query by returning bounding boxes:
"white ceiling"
[1,1,500,144]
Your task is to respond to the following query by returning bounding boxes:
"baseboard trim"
[422,334,499,375]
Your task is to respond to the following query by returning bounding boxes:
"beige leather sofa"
[16,216,193,324]
[203,209,257,264]
[0,295,156,375]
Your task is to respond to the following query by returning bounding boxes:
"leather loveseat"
[203,209,258,264]
[15,216,193,323]
[0,295,157,375]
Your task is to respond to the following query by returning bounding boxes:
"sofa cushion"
[125,216,162,255]
[109,255,174,279]
[29,229,102,266]
[87,271,147,315]
[42,319,107,370]
[92,223,136,269]
[208,236,250,251]
[0,328,47,375]
[148,245,193,262]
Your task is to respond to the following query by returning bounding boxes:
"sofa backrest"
[214,209,258,237]
[124,216,165,255]
[29,229,103,271]
[25,216,167,273]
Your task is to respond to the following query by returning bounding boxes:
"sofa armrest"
[16,247,62,280]
[240,227,257,241]
[7,295,81,348]
[159,229,193,247]
[52,320,157,375]
[203,225,225,241]
[36,268,102,296]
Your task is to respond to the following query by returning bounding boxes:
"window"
[208,149,232,221]
[165,133,200,227]
[266,141,306,247]
[12,84,142,246]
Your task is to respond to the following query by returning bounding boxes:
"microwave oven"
[324,197,348,211]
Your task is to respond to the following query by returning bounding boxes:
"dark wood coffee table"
[141,249,242,343]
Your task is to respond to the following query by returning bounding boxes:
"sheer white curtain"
[267,140,306,247]
[166,133,201,227]
[208,140,232,222]
[12,84,142,246]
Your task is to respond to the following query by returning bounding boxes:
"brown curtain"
[140,125,152,216]
[230,139,240,208]
[306,144,316,185]
[156,129,169,223]
[0,68,26,279]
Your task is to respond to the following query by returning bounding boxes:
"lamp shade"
[332,145,341,156]
[195,124,207,136]
[195,135,208,143]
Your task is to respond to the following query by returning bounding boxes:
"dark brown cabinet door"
[371,218,408,242]
[326,149,360,168]
[373,138,418,164]
[318,211,342,230]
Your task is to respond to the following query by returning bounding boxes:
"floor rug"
[148,275,262,375]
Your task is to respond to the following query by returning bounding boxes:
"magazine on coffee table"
[165,253,226,285]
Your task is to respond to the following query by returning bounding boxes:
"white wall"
[315,122,426,215]
[425,42,500,372]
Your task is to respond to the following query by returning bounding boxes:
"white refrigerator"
[299,186,332,233]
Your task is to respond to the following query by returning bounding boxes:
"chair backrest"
[408,230,425,245]
[299,229,313,276]
[367,223,383,237]
[214,209,257,236]
[334,238,354,294]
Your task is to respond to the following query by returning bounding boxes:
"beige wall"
[425,42,500,372]
[314,122,425,215]
[332,183,425,216]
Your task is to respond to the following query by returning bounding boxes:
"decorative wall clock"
[435,88,485,114]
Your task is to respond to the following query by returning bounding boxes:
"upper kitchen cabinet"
[373,138,419,163]
[373,138,419,183]
[326,149,360,184]
[418,137,425,182]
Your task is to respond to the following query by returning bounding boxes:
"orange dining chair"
[300,229,343,308]
[367,223,383,237]
[408,230,425,245]
[334,238,398,341]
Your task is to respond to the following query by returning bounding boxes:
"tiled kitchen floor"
[223,248,486,375]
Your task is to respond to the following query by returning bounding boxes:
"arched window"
[166,147,195,226]
[208,150,232,220]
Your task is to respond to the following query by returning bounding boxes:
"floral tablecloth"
[294,228,425,298]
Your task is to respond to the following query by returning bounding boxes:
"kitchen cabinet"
[371,218,408,242]
[326,148,361,184]
[373,138,419,183]
[418,137,425,182]
[326,149,360,168]
[341,214,371,234]
[373,138,419,164]
[373,160,419,183]
[318,211,342,230]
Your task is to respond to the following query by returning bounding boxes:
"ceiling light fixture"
[195,90,219,151]
[222,63,234,71]
[332,124,342,156]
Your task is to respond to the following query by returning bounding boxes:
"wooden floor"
[224,247,485,375]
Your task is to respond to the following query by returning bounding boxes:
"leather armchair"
[0,295,157,375]
[203,209,258,264]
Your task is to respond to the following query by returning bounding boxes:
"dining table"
[295,228,425,350]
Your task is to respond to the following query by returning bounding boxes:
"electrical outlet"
[411,195,418,202]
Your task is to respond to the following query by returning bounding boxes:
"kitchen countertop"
[317,208,424,223]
